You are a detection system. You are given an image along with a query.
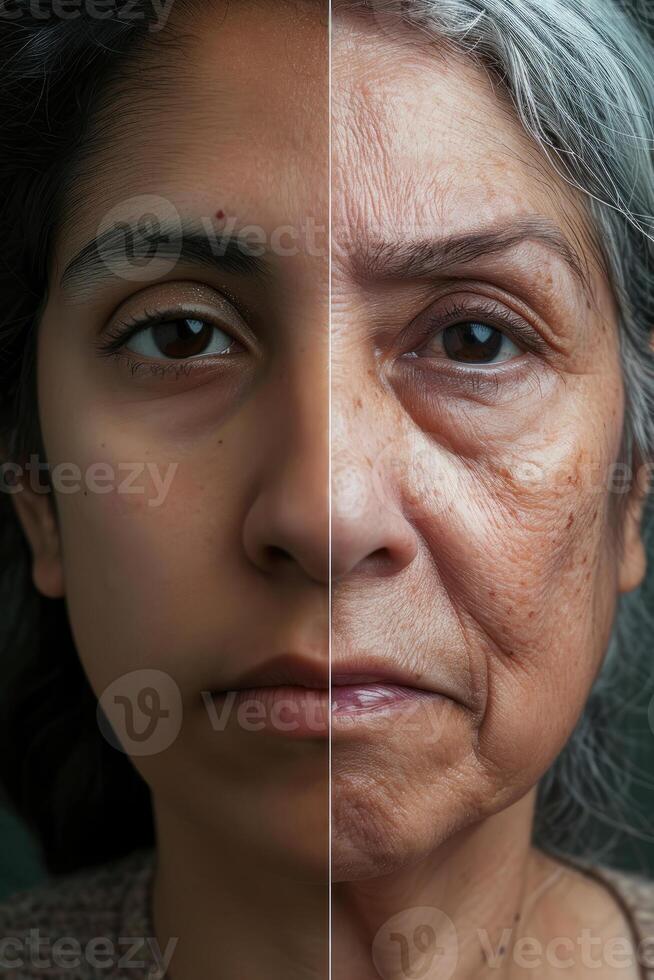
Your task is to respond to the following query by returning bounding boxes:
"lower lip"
[331,683,449,737]
[210,686,329,739]
[209,684,447,739]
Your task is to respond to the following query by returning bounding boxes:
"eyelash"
[94,306,241,376]
[408,298,551,362]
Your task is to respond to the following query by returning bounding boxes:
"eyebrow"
[350,216,592,294]
[60,221,270,293]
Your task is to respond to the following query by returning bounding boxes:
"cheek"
[403,383,624,778]
[42,407,245,700]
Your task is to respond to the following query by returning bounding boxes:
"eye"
[414,321,522,366]
[125,317,241,361]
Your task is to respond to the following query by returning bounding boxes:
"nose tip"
[331,456,418,580]
[243,478,329,585]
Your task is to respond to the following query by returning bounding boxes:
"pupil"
[443,322,501,363]
[153,319,213,359]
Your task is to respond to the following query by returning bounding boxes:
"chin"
[331,772,445,882]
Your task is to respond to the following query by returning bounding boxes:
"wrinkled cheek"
[470,486,619,782]
[394,426,623,776]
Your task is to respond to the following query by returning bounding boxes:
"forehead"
[58,1,328,265]
[332,17,591,252]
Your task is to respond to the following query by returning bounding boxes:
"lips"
[205,652,465,739]
[330,657,464,704]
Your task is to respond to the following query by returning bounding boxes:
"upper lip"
[219,653,329,691]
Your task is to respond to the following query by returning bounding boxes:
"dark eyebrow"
[351,216,592,295]
[61,221,270,293]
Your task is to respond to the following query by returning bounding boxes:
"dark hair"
[0,1,193,875]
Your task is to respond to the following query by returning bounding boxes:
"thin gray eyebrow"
[349,216,592,295]
[60,222,270,293]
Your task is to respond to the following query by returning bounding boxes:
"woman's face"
[14,4,650,887]
[330,18,648,880]
[25,2,329,874]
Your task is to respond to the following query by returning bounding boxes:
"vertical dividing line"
[327,0,333,978]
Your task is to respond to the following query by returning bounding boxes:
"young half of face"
[330,11,650,881]
[12,0,330,878]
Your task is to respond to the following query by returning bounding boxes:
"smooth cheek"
[54,455,217,695]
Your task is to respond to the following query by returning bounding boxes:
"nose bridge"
[242,348,329,584]
[330,365,419,581]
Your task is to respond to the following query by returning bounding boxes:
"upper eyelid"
[97,277,255,337]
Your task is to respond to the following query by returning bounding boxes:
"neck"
[151,805,329,980]
[332,788,563,980]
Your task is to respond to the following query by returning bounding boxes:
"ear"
[10,474,65,599]
[617,475,648,594]
[618,331,654,594]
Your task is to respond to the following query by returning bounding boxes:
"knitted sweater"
[0,849,653,978]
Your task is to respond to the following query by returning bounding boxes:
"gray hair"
[345,0,654,867]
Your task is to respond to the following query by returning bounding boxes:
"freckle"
[218,439,223,445]
[514,912,520,922]
[355,397,362,409]
[586,299,591,310]
[499,946,506,956]
[581,555,587,564]
[490,590,496,597]
[528,611,535,618]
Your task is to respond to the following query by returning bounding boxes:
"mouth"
[330,665,457,729]
[208,653,329,740]
[206,655,458,739]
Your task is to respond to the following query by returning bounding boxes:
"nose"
[331,445,419,581]
[242,381,328,586]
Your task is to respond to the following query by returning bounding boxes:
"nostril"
[264,545,295,565]
[332,546,397,579]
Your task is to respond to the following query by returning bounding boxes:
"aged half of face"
[11,0,330,877]
[330,14,650,881]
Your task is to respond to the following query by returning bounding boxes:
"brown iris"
[443,322,502,363]
[149,318,222,359]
